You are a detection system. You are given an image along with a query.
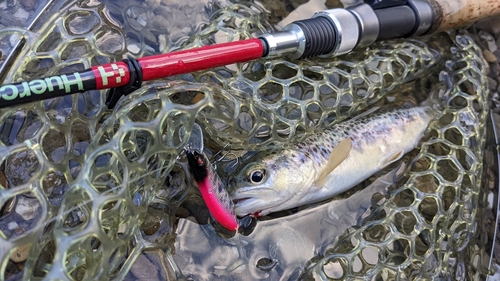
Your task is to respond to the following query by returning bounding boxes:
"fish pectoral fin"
[378,150,405,169]
[315,138,352,187]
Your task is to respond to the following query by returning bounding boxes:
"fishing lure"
[182,123,238,231]
[186,147,239,231]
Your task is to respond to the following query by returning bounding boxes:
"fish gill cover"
[0,0,490,280]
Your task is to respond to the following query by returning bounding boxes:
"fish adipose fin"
[315,138,352,187]
[378,149,405,169]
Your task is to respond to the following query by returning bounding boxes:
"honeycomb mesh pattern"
[300,33,490,280]
[178,3,438,148]
[0,0,489,280]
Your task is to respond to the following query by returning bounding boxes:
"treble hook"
[211,143,232,163]
[210,143,241,171]
[176,143,194,162]
[223,152,240,172]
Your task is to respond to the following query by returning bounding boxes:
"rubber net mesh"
[0,0,490,280]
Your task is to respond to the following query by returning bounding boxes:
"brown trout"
[229,98,440,217]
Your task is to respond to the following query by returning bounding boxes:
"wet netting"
[0,0,491,280]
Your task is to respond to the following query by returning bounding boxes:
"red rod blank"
[138,38,264,81]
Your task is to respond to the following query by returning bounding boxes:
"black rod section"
[0,70,96,108]
[375,6,417,41]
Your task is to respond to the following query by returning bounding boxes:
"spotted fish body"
[229,104,438,217]
[186,148,238,230]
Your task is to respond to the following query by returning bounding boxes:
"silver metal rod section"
[258,26,305,58]
[259,1,433,59]
[408,0,434,36]
[348,4,379,48]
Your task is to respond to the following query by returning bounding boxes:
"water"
[0,0,492,280]
[174,164,405,280]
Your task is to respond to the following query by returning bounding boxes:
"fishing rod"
[0,0,498,109]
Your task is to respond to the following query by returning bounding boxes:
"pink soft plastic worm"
[186,148,238,231]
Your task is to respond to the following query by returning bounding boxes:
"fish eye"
[249,169,265,184]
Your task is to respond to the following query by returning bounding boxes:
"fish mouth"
[233,197,268,217]
[230,187,284,216]
[230,187,279,203]
[230,186,277,198]
[232,197,250,205]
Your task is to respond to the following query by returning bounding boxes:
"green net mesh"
[300,33,490,280]
[0,0,491,280]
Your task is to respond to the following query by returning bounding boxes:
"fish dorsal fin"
[378,149,405,169]
[349,106,380,122]
[315,138,352,187]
